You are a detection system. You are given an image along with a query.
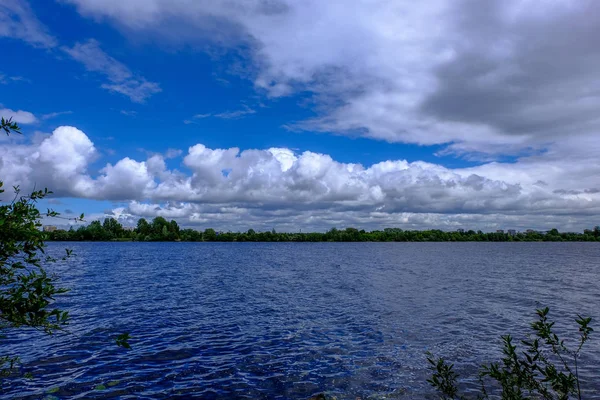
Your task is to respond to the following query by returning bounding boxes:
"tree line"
[47,217,600,242]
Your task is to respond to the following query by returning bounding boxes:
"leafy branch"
[1,117,21,136]
[428,307,593,399]
[0,118,131,383]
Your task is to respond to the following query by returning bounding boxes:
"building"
[526,229,536,234]
[496,229,504,234]
[43,225,57,232]
[457,228,465,233]
[507,229,517,236]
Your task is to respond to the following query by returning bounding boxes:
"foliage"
[115,333,132,349]
[0,184,72,379]
[0,119,129,382]
[46,222,600,242]
[427,352,462,400]
[1,117,21,136]
[0,116,72,377]
[428,307,593,399]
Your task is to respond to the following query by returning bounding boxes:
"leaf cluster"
[1,117,21,136]
[428,307,593,400]
[0,182,72,377]
[0,119,131,385]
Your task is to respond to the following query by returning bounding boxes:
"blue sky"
[1,0,599,232]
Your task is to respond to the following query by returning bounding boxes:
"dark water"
[3,242,600,399]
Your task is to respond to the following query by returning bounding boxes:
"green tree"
[0,118,129,381]
[136,218,151,237]
[0,118,70,377]
[203,228,217,241]
[0,183,70,377]
[102,217,123,239]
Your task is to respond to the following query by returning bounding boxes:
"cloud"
[214,106,256,119]
[63,39,161,103]
[101,80,161,103]
[120,110,137,117]
[0,72,30,84]
[1,1,161,103]
[165,148,182,159]
[0,108,37,124]
[0,0,57,48]
[1,125,599,231]
[42,111,73,120]
[63,0,600,157]
[186,106,256,123]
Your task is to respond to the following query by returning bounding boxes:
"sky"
[1,0,599,232]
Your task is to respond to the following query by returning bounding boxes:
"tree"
[102,217,123,239]
[0,118,70,377]
[0,183,70,377]
[203,228,217,241]
[137,218,151,237]
[0,118,129,380]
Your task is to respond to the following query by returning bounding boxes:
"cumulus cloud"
[0,107,37,124]
[62,0,600,157]
[4,1,600,230]
[63,39,161,103]
[2,126,599,231]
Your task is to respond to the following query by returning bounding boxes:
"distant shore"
[44,217,600,242]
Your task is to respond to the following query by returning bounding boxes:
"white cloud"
[186,106,257,122]
[213,106,256,120]
[165,148,182,159]
[42,111,73,120]
[63,0,600,157]
[0,0,57,47]
[1,125,599,231]
[3,1,600,230]
[63,39,161,103]
[0,72,29,84]
[1,1,161,103]
[0,108,37,124]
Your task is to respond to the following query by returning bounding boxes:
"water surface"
[3,242,600,399]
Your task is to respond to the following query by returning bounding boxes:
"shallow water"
[3,242,600,399]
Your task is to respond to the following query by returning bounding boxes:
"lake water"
[3,242,600,399]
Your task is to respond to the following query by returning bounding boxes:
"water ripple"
[2,242,599,399]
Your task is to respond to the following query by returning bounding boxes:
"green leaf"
[115,332,132,349]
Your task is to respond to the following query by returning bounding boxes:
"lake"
[3,242,600,399]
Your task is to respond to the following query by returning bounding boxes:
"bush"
[427,307,593,399]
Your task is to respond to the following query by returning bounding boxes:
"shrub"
[427,307,593,399]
